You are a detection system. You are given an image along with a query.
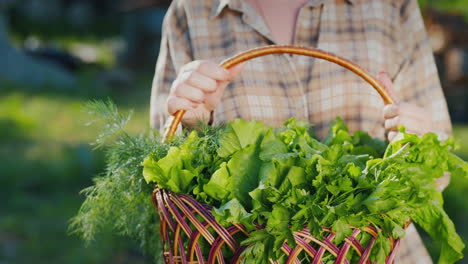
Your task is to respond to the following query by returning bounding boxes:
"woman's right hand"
[167,60,245,128]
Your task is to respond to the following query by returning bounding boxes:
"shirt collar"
[210,0,240,20]
[303,0,354,8]
[210,0,354,20]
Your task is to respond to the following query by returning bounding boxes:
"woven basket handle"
[163,45,395,141]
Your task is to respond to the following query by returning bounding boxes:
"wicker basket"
[153,45,401,264]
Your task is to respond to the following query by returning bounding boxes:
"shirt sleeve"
[150,0,193,131]
[392,0,452,137]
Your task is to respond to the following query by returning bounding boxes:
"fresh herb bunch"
[69,100,168,261]
[143,118,468,264]
[72,100,468,264]
[70,100,224,262]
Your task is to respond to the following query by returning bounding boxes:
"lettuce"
[142,118,468,263]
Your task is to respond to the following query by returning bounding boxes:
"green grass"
[419,0,468,20]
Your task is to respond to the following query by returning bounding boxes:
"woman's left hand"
[377,72,450,191]
[377,72,433,142]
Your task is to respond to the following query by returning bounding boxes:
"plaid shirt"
[150,0,452,262]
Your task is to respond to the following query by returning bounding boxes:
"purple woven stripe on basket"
[164,193,193,236]
[163,193,197,264]
[178,194,239,250]
[232,223,250,237]
[208,224,252,264]
[187,222,207,263]
[170,194,216,244]
[367,225,379,235]
[325,233,340,253]
[156,189,402,264]
[386,237,401,264]
[156,191,176,231]
[162,222,176,264]
[179,194,234,241]
[162,191,208,264]
[207,238,227,264]
[225,225,247,264]
[357,236,376,264]
[312,233,336,264]
[285,237,310,264]
[229,245,247,264]
[335,229,361,264]
[278,243,291,264]
[177,233,189,264]
[345,236,365,254]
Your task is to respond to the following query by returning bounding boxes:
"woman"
[150,0,452,262]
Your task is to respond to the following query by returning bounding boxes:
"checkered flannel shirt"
[150,0,452,262]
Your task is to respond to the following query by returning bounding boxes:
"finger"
[174,83,206,103]
[385,115,416,131]
[385,115,427,135]
[214,62,247,97]
[384,115,413,132]
[181,60,230,81]
[377,71,400,102]
[384,116,400,131]
[182,105,211,123]
[387,131,399,142]
[167,96,198,115]
[178,71,217,93]
[383,104,399,119]
[398,103,430,122]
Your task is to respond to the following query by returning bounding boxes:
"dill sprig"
[83,99,134,149]
[70,100,168,261]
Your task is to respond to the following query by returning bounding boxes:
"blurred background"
[0,0,467,263]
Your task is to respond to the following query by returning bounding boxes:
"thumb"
[205,62,246,111]
[226,62,246,81]
[216,62,246,91]
[377,71,400,103]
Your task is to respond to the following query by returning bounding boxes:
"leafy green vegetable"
[413,202,464,264]
[72,102,468,264]
[69,100,165,262]
[141,117,467,263]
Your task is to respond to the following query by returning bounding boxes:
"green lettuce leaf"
[203,162,231,200]
[412,202,465,264]
[217,119,268,158]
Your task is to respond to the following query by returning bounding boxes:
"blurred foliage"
[0,72,155,264]
[0,95,35,142]
[5,4,125,69]
[6,3,122,41]
[419,0,468,19]
[453,126,468,160]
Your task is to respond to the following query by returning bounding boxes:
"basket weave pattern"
[153,189,401,264]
